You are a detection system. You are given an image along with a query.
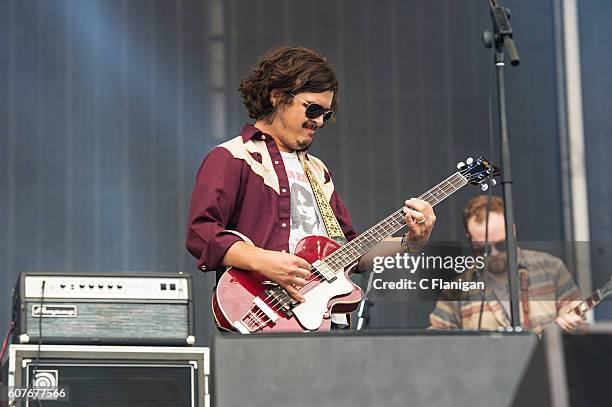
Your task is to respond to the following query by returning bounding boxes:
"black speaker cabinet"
[1,345,210,407]
[212,330,541,407]
[560,325,612,406]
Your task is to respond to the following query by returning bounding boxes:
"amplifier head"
[12,271,195,346]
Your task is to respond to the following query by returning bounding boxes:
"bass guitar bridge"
[264,286,299,318]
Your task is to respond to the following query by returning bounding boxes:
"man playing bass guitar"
[186,46,435,330]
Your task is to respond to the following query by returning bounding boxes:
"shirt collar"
[240,123,310,160]
[240,124,264,142]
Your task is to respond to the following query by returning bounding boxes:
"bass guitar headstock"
[457,157,501,191]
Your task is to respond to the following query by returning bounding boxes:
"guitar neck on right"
[571,277,612,317]
[535,277,612,334]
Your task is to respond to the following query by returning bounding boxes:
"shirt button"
[282,223,287,227]
[261,135,266,140]
[281,250,287,253]
[201,265,207,271]
[274,160,279,165]
[282,188,286,193]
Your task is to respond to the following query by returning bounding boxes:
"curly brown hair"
[239,46,338,123]
[463,195,504,231]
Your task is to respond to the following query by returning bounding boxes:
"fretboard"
[573,280,612,316]
[322,171,469,273]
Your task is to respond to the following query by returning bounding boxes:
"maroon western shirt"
[186,124,357,272]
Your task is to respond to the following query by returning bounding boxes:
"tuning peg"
[481,183,489,192]
[491,179,497,186]
[466,157,474,165]
[457,162,465,169]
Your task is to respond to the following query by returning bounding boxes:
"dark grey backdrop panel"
[213,332,540,407]
[578,2,612,320]
[1,0,570,341]
[0,0,217,345]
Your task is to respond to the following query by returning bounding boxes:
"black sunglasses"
[291,94,335,123]
[470,240,507,257]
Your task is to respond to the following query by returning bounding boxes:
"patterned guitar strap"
[302,160,347,245]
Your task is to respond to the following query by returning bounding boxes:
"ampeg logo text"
[32,304,77,318]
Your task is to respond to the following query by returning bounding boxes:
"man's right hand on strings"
[222,241,311,302]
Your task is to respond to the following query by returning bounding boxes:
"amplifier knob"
[98,283,104,289]
[79,284,85,289]
[89,284,94,289]
[117,284,123,289]
[108,284,113,289]
[60,284,66,289]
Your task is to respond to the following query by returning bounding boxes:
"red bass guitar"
[213,157,500,333]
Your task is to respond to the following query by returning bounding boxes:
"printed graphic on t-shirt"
[281,152,327,253]
[290,182,321,235]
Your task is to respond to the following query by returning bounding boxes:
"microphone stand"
[356,270,376,330]
[482,0,522,330]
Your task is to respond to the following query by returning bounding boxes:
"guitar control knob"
[466,157,474,165]
[481,183,489,192]
[491,179,497,186]
[456,162,465,169]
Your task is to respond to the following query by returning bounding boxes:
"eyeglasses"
[470,240,507,257]
[291,94,335,123]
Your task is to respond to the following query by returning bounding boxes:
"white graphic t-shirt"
[281,151,348,326]
[281,151,328,252]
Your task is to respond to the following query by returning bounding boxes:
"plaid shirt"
[429,249,581,332]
